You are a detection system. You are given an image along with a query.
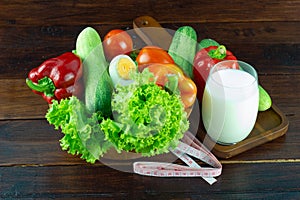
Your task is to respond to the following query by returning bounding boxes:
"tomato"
[136,46,174,71]
[145,63,197,110]
[103,29,133,61]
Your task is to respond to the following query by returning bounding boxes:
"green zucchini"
[168,26,197,78]
[75,27,113,117]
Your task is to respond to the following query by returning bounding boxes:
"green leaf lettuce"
[45,96,111,163]
[100,69,189,156]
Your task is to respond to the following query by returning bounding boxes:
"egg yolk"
[117,58,136,79]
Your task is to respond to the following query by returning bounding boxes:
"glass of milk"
[202,60,259,145]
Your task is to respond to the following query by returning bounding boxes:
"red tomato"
[103,29,133,61]
[136,46,174,71]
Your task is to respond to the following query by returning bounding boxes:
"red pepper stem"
[26,77,56,97]
[208,45,227,60]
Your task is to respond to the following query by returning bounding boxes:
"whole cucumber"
[168,26,197,78]
[76,27,113,117]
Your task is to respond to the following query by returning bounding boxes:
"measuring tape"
[133,131,222,185]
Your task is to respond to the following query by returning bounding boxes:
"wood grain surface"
[0,0,299,199]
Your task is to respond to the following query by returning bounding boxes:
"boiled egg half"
[109,54,137,87]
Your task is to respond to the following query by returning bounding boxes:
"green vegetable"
[258,85,272,111]
[100,69,189,156]
[168,26,197,78]
[75,27,113,117]
[76,27,102,61]
[198,38,220,50]
[46,96,112,163]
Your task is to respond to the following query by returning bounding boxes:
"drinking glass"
[202,60,259,145]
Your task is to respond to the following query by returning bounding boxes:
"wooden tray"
[132,16,289,159]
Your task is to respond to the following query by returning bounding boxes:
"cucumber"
[76,27,113,117]
[168,26,197,78]
[258,85,272,111]
[198,38,220,50]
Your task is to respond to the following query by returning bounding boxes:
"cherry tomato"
[136,46,174,71]
[103,29,133,61]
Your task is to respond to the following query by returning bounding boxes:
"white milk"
[202,69,259,145]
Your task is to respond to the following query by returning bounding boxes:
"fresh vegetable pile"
[26,24,272,163]
[26,27,195,163]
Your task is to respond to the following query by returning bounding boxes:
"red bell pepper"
[193,45,238,101]
[26,52,82,104]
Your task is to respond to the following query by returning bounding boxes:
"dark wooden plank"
[0,163,299,199]
[0,22,299,78]
[0,119,85,165]
[1,0,299,27]
[0,79,49,120]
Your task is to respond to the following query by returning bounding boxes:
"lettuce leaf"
[45,96,111,163]
[100,69,189,156]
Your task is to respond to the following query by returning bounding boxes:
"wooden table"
[1,0,299,199]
